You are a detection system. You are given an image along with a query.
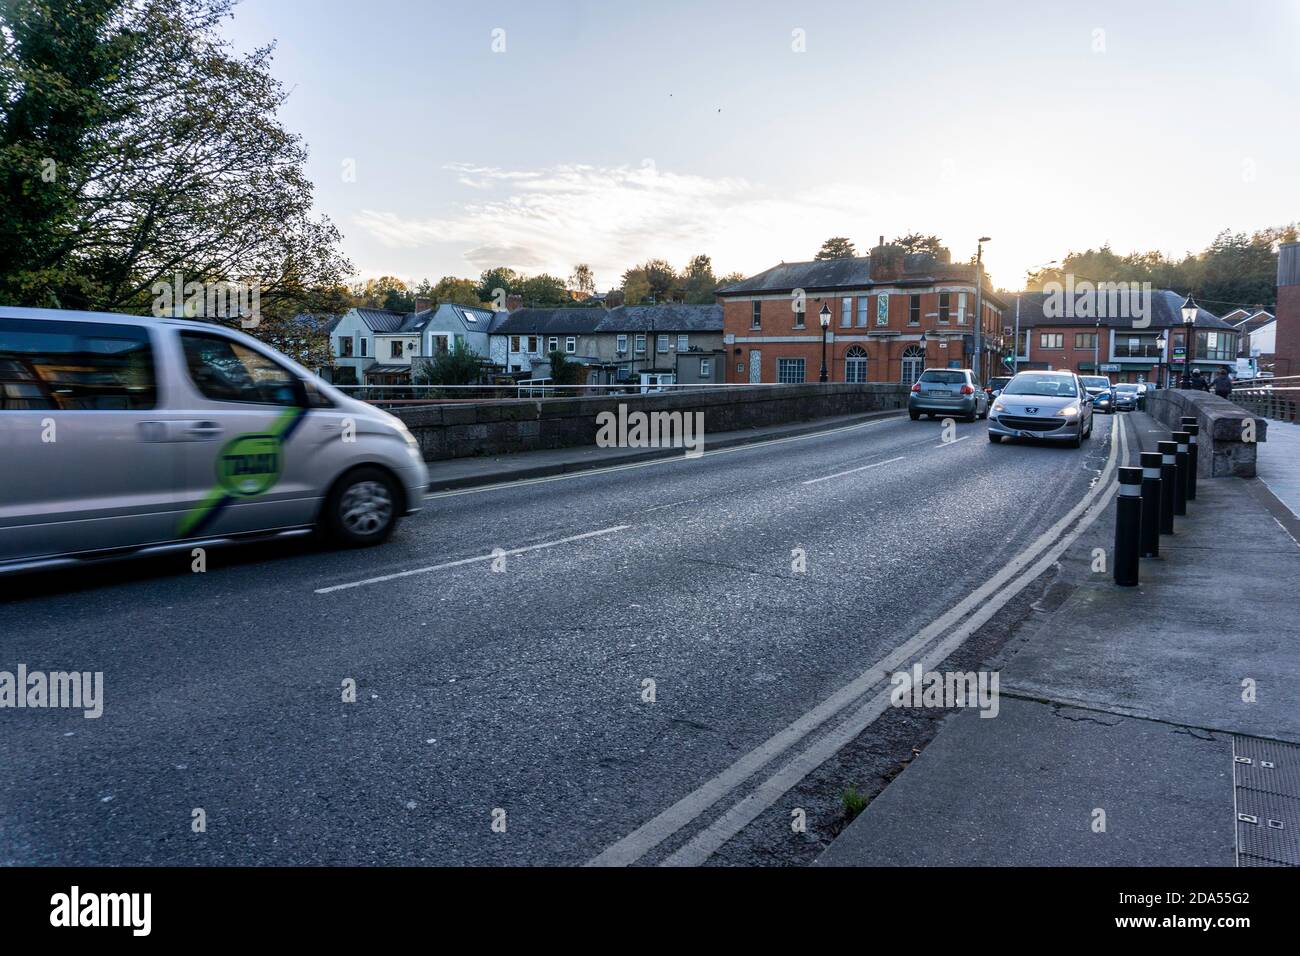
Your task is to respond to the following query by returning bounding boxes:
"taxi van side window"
[0,318,157,411]
[181,332,298,406]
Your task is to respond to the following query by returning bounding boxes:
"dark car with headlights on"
[988,370,1094,448]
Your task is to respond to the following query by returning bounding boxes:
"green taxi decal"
[177,406,305,537]
[217,435,282,497]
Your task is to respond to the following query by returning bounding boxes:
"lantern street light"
[1180,295,1198,388]
[1154,333,1168,389]
[818,303,831,383]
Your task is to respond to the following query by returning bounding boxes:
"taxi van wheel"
[988,433,1001,443]
[909,410,920,421]
[322,466,400,548]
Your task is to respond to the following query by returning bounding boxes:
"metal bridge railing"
[1230,375,1300,423]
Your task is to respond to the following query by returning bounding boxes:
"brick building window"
[857,297,869,327]
[877,294,890,326]
[751,301,761,330]
[793,305,805,329]
[777,358,806,383]
[844,345,868,383]
[958,292,968,325]
[1074,332,1097,349]
[938,292,951,323]
[1040,333,1064,349]
[909,295,921,325]
[841,297,852,328]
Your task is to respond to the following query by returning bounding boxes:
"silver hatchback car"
[908,368,989,422]
[0,307,429,573]
[987,370,1094,447]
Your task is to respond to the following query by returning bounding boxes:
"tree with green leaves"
[428,276,482,308]
[0,0,351,319]
[621,258,680,304]
[570,263,596,296]
[682,254,717,304]
[546,349,588,389]
[413,341,483,386]
[893,233,947,258]
[815,237,857,260]
[475,266,521,306]
[519,273,570,307]
[1022,225,1297,312]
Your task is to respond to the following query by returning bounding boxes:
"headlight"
[992,401,1006,413]
[393,421,419,449]
[1056,405,1080,418]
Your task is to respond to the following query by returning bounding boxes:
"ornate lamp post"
[1154,333,1168,389]
[1180,295,1198,388]
[818,303,831,383]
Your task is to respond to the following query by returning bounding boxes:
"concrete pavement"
[1257,419,1300,519]
[818,411,1300,867]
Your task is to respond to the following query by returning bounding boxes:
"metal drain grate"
[1234,736,1300,867]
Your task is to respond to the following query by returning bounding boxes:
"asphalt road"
[0,411,1118,865]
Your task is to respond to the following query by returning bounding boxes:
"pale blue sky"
[223,0,1300,291]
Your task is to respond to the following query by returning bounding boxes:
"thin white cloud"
[353,161,896,286]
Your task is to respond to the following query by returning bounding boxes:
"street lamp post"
[1180,295,1198,388]
[1155,333,1167,389]
[818,303,831,383]
[973,236,991,382]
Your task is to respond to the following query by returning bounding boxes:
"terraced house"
[328,303,503,384]
[717,250,1006,385]
[1004,290,1237,386]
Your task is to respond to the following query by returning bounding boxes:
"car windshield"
[1004,374,1078,398]
[1081,377,1110,389]
[919,370,966,385]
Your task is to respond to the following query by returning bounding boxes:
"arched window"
[844,345,868,383]
[901,345,925,385]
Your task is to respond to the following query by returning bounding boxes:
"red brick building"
[1006,289,1239,386]
[715,251,1007,385]
[1275,242,1300,379]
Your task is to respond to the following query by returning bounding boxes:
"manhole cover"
[1234,736,1300,867]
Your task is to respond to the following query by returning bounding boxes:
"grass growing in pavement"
[841,786,868,821]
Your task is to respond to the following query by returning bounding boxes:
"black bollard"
[1157,440,1177,534]
[1114,466,1142,586]
[1139,451,1162,557]
[1181,417,1199,501]
[1172,430,1190,516]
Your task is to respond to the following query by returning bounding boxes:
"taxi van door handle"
[184,421,223,440]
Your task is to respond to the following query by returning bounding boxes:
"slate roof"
[353,308,409,333]
[716,254,1003,306]
[717,257,873,295]
[489,308,608,335]
[1005,290,1232,330]
[594,304,723,333]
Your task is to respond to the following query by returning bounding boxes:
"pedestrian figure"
[1212,367,1234,399]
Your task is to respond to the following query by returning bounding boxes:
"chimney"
[415,297,433,313]
[879,235,884,247]
[1274,242,1300,378]
[506,293,524,312]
